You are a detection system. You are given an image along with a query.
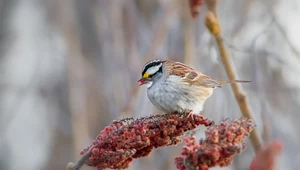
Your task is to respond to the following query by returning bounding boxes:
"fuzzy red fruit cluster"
[81,112,213,170]
[175,117,255,170]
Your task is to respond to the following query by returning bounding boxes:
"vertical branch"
[53,0,91,160]
[204,0,262,152]
[182,0,196,66]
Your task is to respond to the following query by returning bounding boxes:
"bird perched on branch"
[138,59,250,114]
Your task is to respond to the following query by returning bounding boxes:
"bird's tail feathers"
[216,80,251,87]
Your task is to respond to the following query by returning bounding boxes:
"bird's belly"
[147,82,213,114]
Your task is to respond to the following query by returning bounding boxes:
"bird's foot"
[184,110,194,123]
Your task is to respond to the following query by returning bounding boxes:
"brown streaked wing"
[163,60,194,77]
[163,60,220,88]
[184,71,220,88]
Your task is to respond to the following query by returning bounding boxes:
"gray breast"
[147,75,200,113]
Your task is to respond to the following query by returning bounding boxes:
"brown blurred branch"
[53,0,92,161]
[183,0,196,66]
[203,0,262,152]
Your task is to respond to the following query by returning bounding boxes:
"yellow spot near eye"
[143,72,149,79]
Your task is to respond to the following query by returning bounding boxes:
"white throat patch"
[146,81,153,88]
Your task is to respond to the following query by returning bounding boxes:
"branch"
[66,146,94,170]
[203,0,262,152]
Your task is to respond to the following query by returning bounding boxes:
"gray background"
[0,0,299,170]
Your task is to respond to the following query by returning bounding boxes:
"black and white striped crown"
[141,59,163,76]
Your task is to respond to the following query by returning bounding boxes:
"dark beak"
[138,78,147,86]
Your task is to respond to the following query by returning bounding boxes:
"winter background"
[0,0,299,170]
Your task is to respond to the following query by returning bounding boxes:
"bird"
[138,59,250,115]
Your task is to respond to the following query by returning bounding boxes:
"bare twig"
[66,146,94,170]
[204,0,262,152]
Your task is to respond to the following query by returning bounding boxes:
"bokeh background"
[0,0,300,170]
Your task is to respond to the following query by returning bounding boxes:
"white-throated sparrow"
[138,59,250,114]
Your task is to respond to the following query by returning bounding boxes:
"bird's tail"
[216,80,251,87]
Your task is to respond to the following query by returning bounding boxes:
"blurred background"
[0,0,300,170]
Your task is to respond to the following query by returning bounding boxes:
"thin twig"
[66,146,94,170]
[204,0,262,152]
